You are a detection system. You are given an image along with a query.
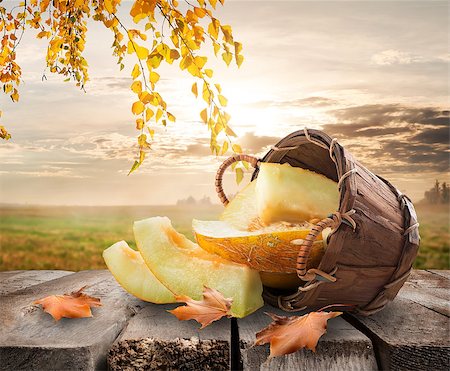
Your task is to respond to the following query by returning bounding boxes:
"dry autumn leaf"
[168,286,233,329]
[34,286,102,321]
[255,311,342,358]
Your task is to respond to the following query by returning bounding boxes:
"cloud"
[247,96,338,110]
[410,126,449,145]
[323,104,449,174]
[280,97,339,108]
[327,104,449,131]
[371,50,422,65]
[371,49,449,66]
[238,132,279,154]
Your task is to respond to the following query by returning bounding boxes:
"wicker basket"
[215,128,420,315]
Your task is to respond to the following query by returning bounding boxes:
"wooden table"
[0,270,448,370]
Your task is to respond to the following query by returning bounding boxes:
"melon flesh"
[193,219,324,273]
[133,217,264,318]
[103,241,176,303]
[256,162,339,224]
[220,181,260,230]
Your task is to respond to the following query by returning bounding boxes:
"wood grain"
[108,303,231,370]
[348,271,450,370]
[0,270,73,296]
[0,270,144,370]
[238,305,377,371]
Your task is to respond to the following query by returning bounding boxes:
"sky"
[0,0,448,205]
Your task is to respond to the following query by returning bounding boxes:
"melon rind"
[103,240,176,303]
[134,217,264,318]
[193,219,324,273]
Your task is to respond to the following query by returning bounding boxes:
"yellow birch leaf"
[222,52,232,66]
[205,69,213,78]
[213,43,220,56]
[194,7,207,18]
[232,144,242,153]
[167,112,176,122]
[221,25,233,43]
[147,127,155,139]
[236,55,244,67]
[194,56,207,69]
[139,150,146,163]
[145,108,154,121]
[132,101,145,115]
[192,82,198,97]
[208,19,219,40]
[131,80,142,94]
[200,108,208,123]
[180,55,193,70]
[214,122,223,135]
[225,125,237,137]
[136,118,144,130]
[147,54,163,69]
[234,41,243,54]
[131,64,141,79]
[235,168,244,185]
[170,49,180,60]
[139,91,152,104]
[138,133,148,147]
[156,108,163,122]
[218,95,228,107]
[150,71,160,83]
[128,161,141,175]
[135,45,149,60]
[104,0,114,13]
[221,140,228,155]
[202,82,211,104]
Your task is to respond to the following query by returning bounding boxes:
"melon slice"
[193,219,325,274]
[220,181,260,230]
[133,217,264,318]
[103,241,176,303]
[256,162,339,225]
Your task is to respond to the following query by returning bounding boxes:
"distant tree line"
[424,180,449,204]
[176,196,213,206]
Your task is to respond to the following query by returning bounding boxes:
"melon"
[220,180,260,230]
[103,240,176,303]
[133,217,264,318]
[256,162,339,225]
[193,219,325,274]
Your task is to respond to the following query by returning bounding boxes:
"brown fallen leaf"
[34,286,102,321]
[168,286,233,328]
[255,311,342,358]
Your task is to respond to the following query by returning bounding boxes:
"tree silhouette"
[424,180,449,205]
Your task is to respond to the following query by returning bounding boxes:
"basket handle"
[295,210,356,282]
[215,154,260,206]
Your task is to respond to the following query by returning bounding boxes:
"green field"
[0,204,221,271]
[0,203,448,271]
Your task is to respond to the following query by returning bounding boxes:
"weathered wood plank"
[347,295,450,370]
[238,305,377,371]
[397,270,450,316]
[0,270,73,295]
[108,303,231,371]
[428,269,450,280]
[0,270,143,371]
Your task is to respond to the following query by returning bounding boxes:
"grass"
[414,204,449,270]
[0,203,448,271]
[0,205,221,271]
